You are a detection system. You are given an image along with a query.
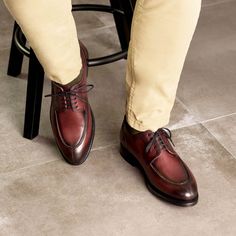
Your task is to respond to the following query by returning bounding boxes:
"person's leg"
[3,0,81,85]
[126,0,201,131]
[120,0,201,206]
[4,0,95,164]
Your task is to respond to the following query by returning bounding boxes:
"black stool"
[7,0,136,140]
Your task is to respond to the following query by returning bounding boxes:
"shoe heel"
[120,144,138,167]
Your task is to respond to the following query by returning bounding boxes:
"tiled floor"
[0,0,236,235]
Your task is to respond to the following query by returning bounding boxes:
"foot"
[47,42,95,165]
[120,118,198,206]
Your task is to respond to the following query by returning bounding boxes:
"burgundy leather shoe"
[46,43,95,165]
[120,118,198,206]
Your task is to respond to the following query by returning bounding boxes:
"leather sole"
[120,144,198,207]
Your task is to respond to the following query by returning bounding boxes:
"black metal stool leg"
[7,22,26,77]
[23,49,44,139]
[110,0,135,51]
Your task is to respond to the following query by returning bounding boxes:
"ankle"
[65,69,83,86]
[55,69,83,89]
[125,118,142,135]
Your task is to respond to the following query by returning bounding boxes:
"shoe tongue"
[64,79,80,90]
[61,70,83,90]
[147,130,172,156]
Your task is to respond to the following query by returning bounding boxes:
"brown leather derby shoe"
[47,42,95,165]
[120,118,198,206]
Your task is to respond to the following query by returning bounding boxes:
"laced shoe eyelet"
[45,83,94,110]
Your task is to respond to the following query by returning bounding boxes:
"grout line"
[91,143,118,152]
[1,114,235,178]
[78,24,116,39]
[0,158,60,178]
[175,97,198,119]
[174,97,201,125]
[202,125,236,159]
[169,122,199,131]
[0,143,119,178]
[175,97,236,127]
[201,112,236,124]
[202,0,235,8]
[0,46,10,52]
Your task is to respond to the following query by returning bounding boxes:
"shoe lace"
[45,84,94,110]
[145,128,175,154]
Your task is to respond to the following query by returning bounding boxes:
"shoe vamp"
[151,150,188,184]
[57,110,85,146]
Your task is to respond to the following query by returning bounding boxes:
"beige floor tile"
[0,49,10,75]
[0,1,14,50]
[202,0,236,7]
[168,98,197,130]
[0,124,236,236]
[203,114,236,157]
[0,75,59,174]
[73,10,107,36]
[80,26,121,57]
[0,48,29,77]
[73,0,115,36]
[177,1,236,122]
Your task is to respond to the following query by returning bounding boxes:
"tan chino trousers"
[3,0,201,131]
